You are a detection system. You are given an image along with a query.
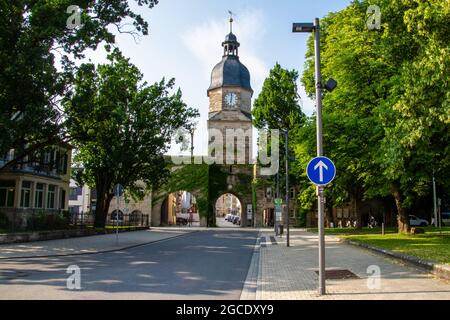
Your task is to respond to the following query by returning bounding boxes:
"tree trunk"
[391,182,410,234]
[354,188,363,229]
[94,173,113,228]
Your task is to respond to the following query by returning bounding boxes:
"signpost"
[306,156,336,295]
[306,157,336,186]
[293,17,337,296]
[247,204,253,226]
[114,184,124,244]
[275,198,283,236]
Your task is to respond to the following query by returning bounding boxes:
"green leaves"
[297,0,450,231]
[64,50,198,225]
[253,63,305,131]
[0,0,159,168]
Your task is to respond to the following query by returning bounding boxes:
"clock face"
[225,92,238,108]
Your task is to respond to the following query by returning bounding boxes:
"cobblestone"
[255,229,450,300]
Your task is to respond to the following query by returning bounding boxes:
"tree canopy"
[0,0,159,169]
[297,0,450,233]
[64,50,199,227]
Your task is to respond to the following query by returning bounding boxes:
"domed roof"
[224,32,237,42]
[208,55,252,93]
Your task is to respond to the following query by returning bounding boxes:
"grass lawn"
[306,227,450,265]
[306,227,398,235]
[344,233,450,265]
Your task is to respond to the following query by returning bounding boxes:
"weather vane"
[228,10,234,33]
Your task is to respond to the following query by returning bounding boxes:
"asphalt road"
[0,229,259,300]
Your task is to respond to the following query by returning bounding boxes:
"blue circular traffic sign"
[306,157,336,186]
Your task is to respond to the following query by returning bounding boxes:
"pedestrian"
[189,211,193,227]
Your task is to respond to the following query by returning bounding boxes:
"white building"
[68,179,91,215]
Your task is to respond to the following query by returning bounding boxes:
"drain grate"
[314,269,359,280]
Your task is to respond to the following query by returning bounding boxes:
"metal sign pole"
[116,188,119,245]
[314,17,326,296]
[285,130,290,247]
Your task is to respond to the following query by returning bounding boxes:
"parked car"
[409,215,429,227]
[232,215,240,225]
[225,214,232,221]
[441,212,450,226]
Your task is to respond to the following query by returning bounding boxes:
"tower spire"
[228,10,234,33]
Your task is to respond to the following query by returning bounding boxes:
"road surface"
[0,229,258,300]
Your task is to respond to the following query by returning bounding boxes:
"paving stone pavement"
[255,229,450,300]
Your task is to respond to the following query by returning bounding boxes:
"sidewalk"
[0,228,196,259]
[245,229,450,300]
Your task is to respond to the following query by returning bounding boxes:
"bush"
[27,211,70,231]
[0,211,9,229]
[295,208,307,227]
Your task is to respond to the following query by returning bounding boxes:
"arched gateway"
[152,22,258,228]
[113,19,299,229]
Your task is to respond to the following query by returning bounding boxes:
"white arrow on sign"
[314,161,329,182]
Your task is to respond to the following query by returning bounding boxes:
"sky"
[83,0,352,156]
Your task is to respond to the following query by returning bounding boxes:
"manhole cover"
[314,269,359,280]
[0,270,29,280]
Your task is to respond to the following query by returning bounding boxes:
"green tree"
[0,0,159,170]
[253,63,305,131]
[64,50,198,227]
[253,63,305,196]
[300,0,450,233]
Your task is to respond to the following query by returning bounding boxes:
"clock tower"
[207,18,253,165]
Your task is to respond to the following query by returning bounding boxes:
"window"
[0,180,15,208]
[58,152,68,175]
[69,186,82,201]
[35,183,44,208]
[59,189,66,209]
[20,181,32,208]
[343,208,350,218]
[290,188,295,199]
[47,185,56,209]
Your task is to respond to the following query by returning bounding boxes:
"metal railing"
[0,208,149,233]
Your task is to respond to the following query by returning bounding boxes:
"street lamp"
[186,121,197,162]
[293,17,336,296]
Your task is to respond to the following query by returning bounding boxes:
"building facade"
[0,145,72,228]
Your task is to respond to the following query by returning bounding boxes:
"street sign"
[275,198,283,222]
[247,205,253,220]
[306,157,336,186]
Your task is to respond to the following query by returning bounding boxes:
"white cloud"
[182,9,269,92]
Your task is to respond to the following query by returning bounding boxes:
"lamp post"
[285,129,290,247]
[186,121,197,163]
[293,18,337,296]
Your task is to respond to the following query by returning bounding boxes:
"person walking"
[188,211,193,227]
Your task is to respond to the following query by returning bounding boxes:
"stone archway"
[214,192,243,227]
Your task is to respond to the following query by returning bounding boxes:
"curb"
[240,230,261,300]
[0,227,149,245]
[343,239,450,281]
[0,231,199,261]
